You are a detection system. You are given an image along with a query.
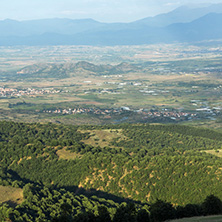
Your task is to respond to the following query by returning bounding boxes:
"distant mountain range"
[1,4,222,46]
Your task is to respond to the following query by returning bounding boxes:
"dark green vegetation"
[0,121,222,221]
[2,188,222,222]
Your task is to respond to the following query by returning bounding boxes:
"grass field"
[0,185,23,207]
[56,148,82,160]
[170,215,222,222]
[80,129,127,148]
[181,120,222,132]
[202,150,222,158]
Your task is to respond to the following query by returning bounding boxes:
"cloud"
[2,0,222,22]
[60,10,88,16]
[164,2,181,7]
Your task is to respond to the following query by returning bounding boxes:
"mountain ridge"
[1,4,222,45]
[132,3,222,27]
[16,61,139,78]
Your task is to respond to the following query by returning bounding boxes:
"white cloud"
[60,10,88,16]
[164,2,181,7]
[1,0,222,22]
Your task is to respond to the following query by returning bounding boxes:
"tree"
[149,200,175,222]
[113,202,136,222]
[74,211,96,222]
[23,183,34,200]
[136,209,150,222]
[176,204,201,218]
[202,195,222,215]
[96,206,111,222]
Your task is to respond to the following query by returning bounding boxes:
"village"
[43,106,200,122]
[0,87,61,97]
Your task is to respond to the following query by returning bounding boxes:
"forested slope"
[0,122,222,221]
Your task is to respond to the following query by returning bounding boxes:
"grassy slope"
[1,123,222,207]
[170,215,222,222]
[0,185,23,206]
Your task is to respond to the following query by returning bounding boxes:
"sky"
[1,0,222,23]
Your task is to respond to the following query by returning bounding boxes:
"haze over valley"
[1,4,222,45]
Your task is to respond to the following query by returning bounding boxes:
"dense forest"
[0,121,222,221]
[1,184,222,222]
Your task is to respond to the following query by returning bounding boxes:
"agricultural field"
[0,43,221,129]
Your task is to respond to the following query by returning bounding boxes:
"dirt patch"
[17,156,32,164]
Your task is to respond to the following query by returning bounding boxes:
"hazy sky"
[1,0,222,22]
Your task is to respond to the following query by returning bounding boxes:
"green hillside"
[0,121,222,221]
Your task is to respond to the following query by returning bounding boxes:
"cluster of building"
[43,106,198,121]
[0,87,61,97]
[43,107,124,115]
[191,100,222,114]
[141,110,197,120]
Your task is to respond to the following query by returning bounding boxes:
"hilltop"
[16,61,139,78]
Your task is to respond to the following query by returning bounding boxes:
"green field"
[170,215,222,222]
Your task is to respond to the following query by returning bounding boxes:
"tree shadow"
[2,200,18,208]
[61,185,143,205]
[3,169,143,206]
